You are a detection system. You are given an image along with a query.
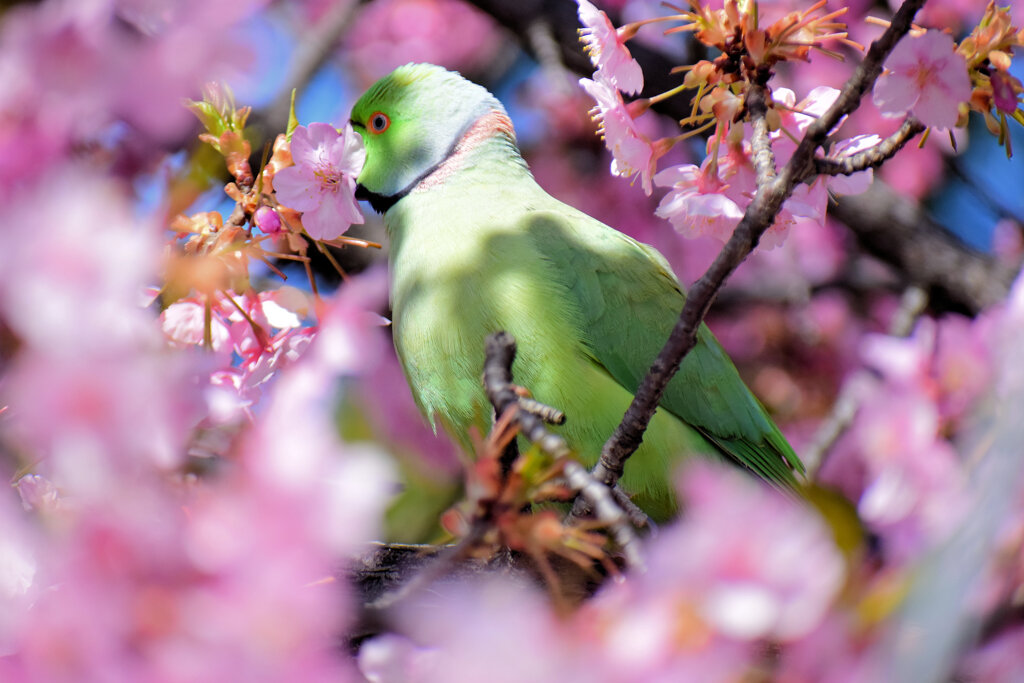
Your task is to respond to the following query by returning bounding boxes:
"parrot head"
[349,63,515,213]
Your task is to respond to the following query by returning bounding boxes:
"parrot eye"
[369,112,390,133]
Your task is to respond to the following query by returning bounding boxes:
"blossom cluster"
[577,0,1023,248]
[0,0,391,679]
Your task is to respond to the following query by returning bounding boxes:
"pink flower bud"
[254,206,282,234]
[991,70,1019,114]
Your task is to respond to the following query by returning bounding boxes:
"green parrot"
[350,63,803,515]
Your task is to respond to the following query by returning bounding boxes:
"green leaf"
[286,89,299,141]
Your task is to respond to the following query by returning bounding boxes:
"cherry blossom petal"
[579,76,656,194]
[577,0,644,95]
[872,31,971,130]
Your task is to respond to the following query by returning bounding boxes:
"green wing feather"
[520,205,804,488]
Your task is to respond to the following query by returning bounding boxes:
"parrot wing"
[520,206,804,487]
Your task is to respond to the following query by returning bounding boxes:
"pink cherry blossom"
[774,86,842,136]
[872,30,971,130]
[644,464,846,642]
[577,0,644,95]
[653,162,744,242]
[161,299,232,352]
[579,76,657,194]
[772,87,874,197]
[274,122,366,240]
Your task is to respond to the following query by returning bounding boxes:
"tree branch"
[815,117,926,177]
[748,83,778,185]
[483,332,646,570]
[830,181,1016,314]
[589,0,930,489]
[787,0,927,186]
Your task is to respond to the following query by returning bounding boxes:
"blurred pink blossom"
[14,474,61,513]
[577,0,644,95]
[639,464,846,642]
[358,633,437,682]
[0,492,36,657]
[274,123,366,240]
[345,0,500,82]
[162,300,232,353]
[992,219,1024,265]
[372,578,585,683]
[777,612,885,683]
[957,625,1024,683]
[872,31,971,130]
[0,0,265,188]
[3,349,204,478]
[890,0,988,33]
[0,173,160,354]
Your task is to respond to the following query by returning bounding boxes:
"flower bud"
[254,206,282,234]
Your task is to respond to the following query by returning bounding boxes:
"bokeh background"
[3,0,1024,680]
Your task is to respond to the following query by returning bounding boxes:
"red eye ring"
[369,111,390,134]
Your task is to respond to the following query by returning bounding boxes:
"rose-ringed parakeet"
[350,64,803,515]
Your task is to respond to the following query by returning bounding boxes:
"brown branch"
[831,181,1017,315]
[483,332,572,468]
[787,0,928,186]
[483,331,647,569]
[562,460,645,571]
[748,83,778,185]
[815,117,926,177]
[590,0,930,490]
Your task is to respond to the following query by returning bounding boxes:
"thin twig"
[562,460,645,571]
[483,331,647,569]
[815,117,926,177]
[748,82,778,186]
[484,332,574,461]
[365,526,489,612]
[590,0,929,491]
